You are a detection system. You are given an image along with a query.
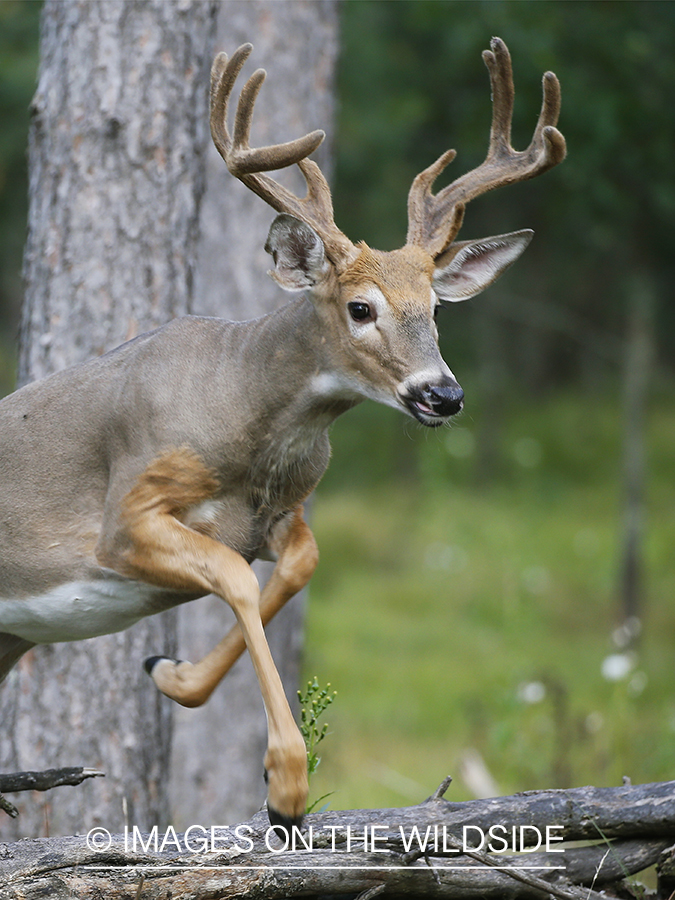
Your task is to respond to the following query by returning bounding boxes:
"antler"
[406,37,567,258]
[210,44,356,268]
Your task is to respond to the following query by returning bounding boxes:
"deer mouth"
[402,395,450,427]
[400,382,464,426]
[413,398,441,418]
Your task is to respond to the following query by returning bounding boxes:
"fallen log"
[1,778,673,899]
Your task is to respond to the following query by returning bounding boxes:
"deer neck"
[235,297,359,504]
[243,295,360,425]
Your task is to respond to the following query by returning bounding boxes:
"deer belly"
[0,572,184,644]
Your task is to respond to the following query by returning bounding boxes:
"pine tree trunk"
[0,0,218,840]
[170,0,339,828]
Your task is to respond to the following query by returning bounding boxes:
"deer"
[0,38,565,830]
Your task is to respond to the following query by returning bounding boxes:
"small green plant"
[298,677,337,812]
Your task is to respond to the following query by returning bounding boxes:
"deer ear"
[265,214,329,291]
[433,230,533,302]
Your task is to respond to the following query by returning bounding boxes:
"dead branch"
[0,768,104,797]
[0,768,104,824]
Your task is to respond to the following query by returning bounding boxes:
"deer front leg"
[148,506,318,709]
[97,453,309,827]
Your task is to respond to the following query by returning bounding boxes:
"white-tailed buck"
[0,39,564,828]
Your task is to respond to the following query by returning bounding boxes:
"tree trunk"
[170,0,340,828]
[0,0,218,840]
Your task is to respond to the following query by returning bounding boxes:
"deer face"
[334,243,462,426]
[266,214,532,427]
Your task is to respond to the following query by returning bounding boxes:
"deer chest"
[182,432,330,562]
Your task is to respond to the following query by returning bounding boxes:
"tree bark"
[170,0,339,828]
[0,0,218,840]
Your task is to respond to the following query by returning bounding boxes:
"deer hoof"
[267,804,304,836]
[144,655,183,675]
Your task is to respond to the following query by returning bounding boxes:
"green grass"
[301,388,675,811]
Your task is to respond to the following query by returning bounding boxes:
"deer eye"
[348,301,374,322]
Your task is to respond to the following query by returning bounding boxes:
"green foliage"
[298,677,337,812]
[298,677,337,778]
[305,391,675,810]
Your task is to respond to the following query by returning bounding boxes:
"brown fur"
[339,243,436,315]
[105,451,310,818]
[148,507,318,708]
[121,447,220,520]
[97,448,223,593]
[341,243,434,286]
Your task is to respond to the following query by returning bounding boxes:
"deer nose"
[425,383,464,417]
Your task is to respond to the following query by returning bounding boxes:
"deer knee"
[145,657,212,708]
[279,534,319,596]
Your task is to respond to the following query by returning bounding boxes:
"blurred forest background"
[1,0,674,810]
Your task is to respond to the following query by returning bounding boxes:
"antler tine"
[406,150,465,253]
[210,45,357,268]
[406,37,567,258]
[232,68,326,175]
[210,45,251,161]
[484,37,515,155]
[484,38,566,167]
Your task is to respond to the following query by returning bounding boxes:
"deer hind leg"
[98,450,308,827]
[148,506,318,709]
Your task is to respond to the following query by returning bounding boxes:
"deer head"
[210,39,566,426]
